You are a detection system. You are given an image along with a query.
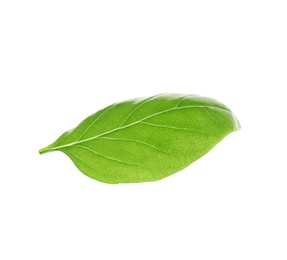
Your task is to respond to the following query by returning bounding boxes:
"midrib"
[47,105,230,151]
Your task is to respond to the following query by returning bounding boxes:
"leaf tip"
[231,112,241,132]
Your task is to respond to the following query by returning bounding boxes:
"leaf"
[39,94,240,184]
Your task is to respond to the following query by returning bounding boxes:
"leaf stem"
[39,146,51,155]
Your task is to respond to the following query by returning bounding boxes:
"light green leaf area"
[39,94,240,184]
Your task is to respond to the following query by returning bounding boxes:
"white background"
[1,1,286,259]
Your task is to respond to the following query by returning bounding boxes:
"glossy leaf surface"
[39,94,240,183]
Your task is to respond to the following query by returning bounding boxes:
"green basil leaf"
[39,94,240,183]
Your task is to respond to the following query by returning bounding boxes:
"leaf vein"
[73,144,147,169]
[141,121,206,133]
[120,95,162,126]
[64,150,103,173]
[175,95,190,108]
[76,103,118,141]
[99,137,174,156]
